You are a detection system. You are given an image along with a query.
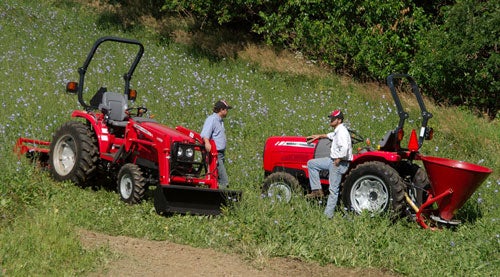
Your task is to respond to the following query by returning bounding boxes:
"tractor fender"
[349,151,402,170]
[71,110,111,152]
[71,110,102,130]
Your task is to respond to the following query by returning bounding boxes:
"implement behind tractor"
[15,36,241,216]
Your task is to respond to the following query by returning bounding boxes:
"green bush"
[163,0,431,80]
[410,0,499,119]
[161,0,498,118]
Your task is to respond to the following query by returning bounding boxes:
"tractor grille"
[170,142,207,177]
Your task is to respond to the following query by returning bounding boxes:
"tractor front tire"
[342,161,405,217]
[118,163,146,204]
[49,121,98,186]
[262,172,302,203]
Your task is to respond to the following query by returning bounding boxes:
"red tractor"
[16,37,241,216]
[262,74,492,228]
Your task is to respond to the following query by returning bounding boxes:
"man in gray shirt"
[201,100,232,189]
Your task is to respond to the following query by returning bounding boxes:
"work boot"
[305,189,324,199]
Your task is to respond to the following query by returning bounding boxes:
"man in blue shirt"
[201,100,232,189]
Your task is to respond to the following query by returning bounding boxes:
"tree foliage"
[162,0,498,119]
[410,0,499,119]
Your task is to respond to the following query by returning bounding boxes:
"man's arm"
[203,137,212,152]
[200,116,214,151]
[306,134,327,143]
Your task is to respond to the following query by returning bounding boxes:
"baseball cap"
[214,100,233,110]
[328,109,344,120]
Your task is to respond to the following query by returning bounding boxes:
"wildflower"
[450,241,455,247]
[16,160,22,172]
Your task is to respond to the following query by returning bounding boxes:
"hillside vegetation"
[161,0,499,119]
[0,0,499,276]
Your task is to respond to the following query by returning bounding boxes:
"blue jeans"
[307,157,349,219]
[217,151,229,189]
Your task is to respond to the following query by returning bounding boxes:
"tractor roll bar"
[387,74,433,148]
[76,36,144,110]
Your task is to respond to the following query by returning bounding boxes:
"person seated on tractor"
[305,109,353,219]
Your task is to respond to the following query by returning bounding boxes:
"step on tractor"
[262,74,492,229]
[15,36,241,216]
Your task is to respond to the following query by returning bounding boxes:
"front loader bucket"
[153,185,242,216]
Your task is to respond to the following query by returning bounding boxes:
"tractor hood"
[263,136,315,172]
[135,121,198,144]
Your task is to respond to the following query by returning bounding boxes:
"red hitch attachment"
[15,137,50,156]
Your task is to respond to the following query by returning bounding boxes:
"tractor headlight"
[171,143,205,177]
[174,144,195,160]
[185,148,194,158]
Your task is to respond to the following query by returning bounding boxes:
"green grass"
[1,0,499,276]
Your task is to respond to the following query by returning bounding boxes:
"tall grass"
[1,0,499,276]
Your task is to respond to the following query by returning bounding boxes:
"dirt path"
[80,230,397,277]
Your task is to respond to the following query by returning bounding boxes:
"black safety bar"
[387,74,433,148]
[76,36,144,110]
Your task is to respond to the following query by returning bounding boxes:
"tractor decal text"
[274,141,315,148]
[134,124,153,137]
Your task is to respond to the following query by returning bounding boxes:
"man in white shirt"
[305,110,353,219]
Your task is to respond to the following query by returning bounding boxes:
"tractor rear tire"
[117,163,146,204]
[262,172,301,203]
[411,166,431,207]
[342,161,405,217]
[49,121,98,186]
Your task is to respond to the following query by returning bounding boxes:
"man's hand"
[334,158,341,166]
[306,135,321,143]
[203,139,212,152]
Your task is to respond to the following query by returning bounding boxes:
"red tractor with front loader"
[262,74,492,229]
[16,36,241,216]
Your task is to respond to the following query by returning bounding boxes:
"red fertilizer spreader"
[415,156,493,229]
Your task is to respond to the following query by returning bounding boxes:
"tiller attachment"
[154,185,242,216]
[417,156,492,229]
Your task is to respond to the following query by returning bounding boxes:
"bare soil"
[80,229,397,277]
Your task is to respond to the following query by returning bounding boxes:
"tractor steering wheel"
[126,107,148,117]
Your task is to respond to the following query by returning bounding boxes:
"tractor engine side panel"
[263,136,315,177]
